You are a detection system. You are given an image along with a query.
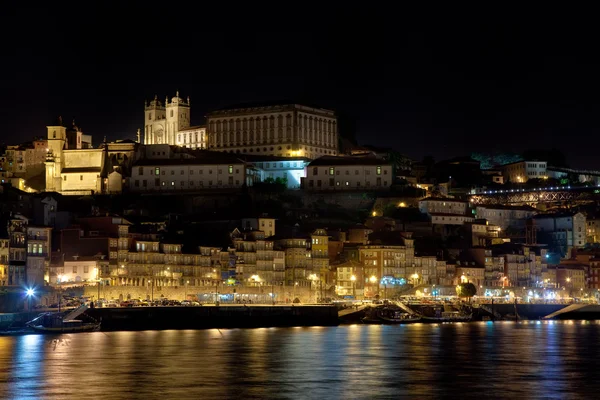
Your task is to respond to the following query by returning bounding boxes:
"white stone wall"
[419,199,469,216]
[61,171,100,192]
[177,127,206,149]
[305,164,392,190]
[130,163,247,192]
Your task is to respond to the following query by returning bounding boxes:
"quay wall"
[85,305,339,331]
[83,285,319,304]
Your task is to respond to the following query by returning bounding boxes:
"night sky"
[2,6,599,168]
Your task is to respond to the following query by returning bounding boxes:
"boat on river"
[26,305,100,333]
[422,311,472,323]
[361,306,422,324]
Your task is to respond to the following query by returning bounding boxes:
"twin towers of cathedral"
[143,91,191,145]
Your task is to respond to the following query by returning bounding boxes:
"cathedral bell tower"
[45,116,67,192]
[165,91,190,145]
[144,95,166,144]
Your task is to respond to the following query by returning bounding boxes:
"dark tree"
[456,282,477,298]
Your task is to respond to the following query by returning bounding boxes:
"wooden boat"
[27,306,100,333]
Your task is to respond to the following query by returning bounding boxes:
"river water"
[0,321,598,399]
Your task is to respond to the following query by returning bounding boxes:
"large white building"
[418,198,470,217]
[475,205,538,230]
[239,155,310,189]
[303,156,392,191]
[44,119,137,195]
[206,103,338,159]
[500,160,547,183]
[176,125,207,149]
[129,145,259,192]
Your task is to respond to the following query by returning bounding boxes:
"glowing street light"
[351,275,357,299]
[26,288,34,311]
[369,275,378,298]
[411,273,419,286]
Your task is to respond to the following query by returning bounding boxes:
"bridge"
[468,186,600,205]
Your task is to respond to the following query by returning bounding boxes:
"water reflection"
[1,322,600,399]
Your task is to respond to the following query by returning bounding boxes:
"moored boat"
[422,311,473,323]
[361,306,422,324]
[27,311,100,333]
[378,309,421,324]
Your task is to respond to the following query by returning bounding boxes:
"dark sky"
[2,5,599,168]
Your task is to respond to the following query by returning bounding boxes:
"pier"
[85,304,339,331]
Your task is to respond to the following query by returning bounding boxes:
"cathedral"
[143,92,207,149]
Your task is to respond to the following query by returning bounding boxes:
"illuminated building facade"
[304,156,392,191]
[143,92,192,146]
[206,103,338,159]
[499,160,548,183]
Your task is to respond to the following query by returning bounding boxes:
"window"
[139,167,144,175]
[135,180,140,187]
[155,178,160,186]
[180,170,184,175]
[171,181,175,186]
[329,167,334,175]
[143,180,147,187]
[155,167,160,175]
[376,166,382,175]
[84,266,89,273]
[228,165,233,174]
[63,176,67,181]
[229,176,234,185]
[313,167,318,175]
[73,266,78,273]
[345,181,349,186]
[171,170,174,175]
[170,110,173,117]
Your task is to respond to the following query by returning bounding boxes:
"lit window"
[376,166,381,175]
[155,167,160,175]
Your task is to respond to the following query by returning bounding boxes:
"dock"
[85,304,339,331]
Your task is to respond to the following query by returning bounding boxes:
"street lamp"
[214,269,220,305]
[26,288,34,311]
[369,275,378,299]
[351,275,357,299]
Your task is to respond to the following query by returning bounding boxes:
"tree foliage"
[471,152,523,170]
[456,282,477,298]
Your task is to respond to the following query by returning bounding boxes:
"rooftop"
[133,151,246,166]
[419,197,469,203]
[308,155,390,167]
[476,204,538,212]
[207,101,335,115]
